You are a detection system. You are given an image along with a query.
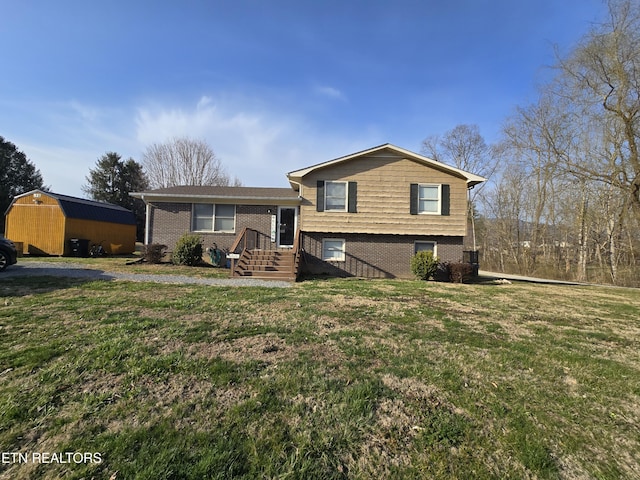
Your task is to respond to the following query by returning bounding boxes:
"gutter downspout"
[287,176,304,228]
[142,196,152,245]
[468,185,477,252]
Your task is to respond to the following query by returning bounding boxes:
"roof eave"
[286,143,393,178]
[130,192,301,205]
[286,143,488,185]
[466,175,487,188]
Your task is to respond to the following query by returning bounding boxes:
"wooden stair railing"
[229,227,302,281]
[291,228,301,279]
[229,227,258,278]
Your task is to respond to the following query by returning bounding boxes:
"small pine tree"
[411,251,439,281]
[172,234,203,266]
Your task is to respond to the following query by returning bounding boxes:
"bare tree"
[142,137,241,188]
[482,164,528,272]
[475,0,640,285]
[554,0,640,219]
[421,124,500,251]
[421,124,499,188]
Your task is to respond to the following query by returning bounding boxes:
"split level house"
[130,144,486,280]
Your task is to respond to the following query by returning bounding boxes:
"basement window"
[414,241,437,256]
[322,238,345,261]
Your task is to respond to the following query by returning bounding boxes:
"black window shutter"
[348,182,357,213]
[316,180,325,212]
[441,184,450,216]
[410,184,418,215]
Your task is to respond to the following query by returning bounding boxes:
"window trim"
[317,180,357,213]
[322,238,346,262]
[417,184,441,215]
[192,203,214,232]
[213,204,236,233]
[414,241,437,257]
[324,181,348,212]
[191,203,236,233]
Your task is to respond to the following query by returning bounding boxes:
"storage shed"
[4,190,136,256]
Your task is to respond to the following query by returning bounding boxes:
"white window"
[322,238,345,261]
[192,204,236,232]
[214,204,235,232]
[418,185,440,214]
[193,204,214,231]
[415,241,437,255]
[325,181,347,211]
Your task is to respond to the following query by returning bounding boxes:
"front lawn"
[0,273,638,479]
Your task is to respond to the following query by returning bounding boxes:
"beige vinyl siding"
[299,153,468,236]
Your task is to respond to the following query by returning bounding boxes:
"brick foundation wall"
[146,202,466,278]
[301,232,464,278]
[148,203,277,251]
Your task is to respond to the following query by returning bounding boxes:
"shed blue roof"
[17,190,136,225]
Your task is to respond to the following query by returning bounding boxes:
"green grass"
[0,269,639,479]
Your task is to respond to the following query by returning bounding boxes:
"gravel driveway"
[0,262,292,288]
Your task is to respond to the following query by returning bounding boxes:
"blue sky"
[1,0,606,197]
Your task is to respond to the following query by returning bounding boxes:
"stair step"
[238,271,296,280]
[249,255,289,261]
[245,259,293,265]
[245,266,288,272]
[232,249,299,281]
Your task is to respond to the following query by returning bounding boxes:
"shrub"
[435,262,451,282]
[143,244,167,264]
[448,262,475,283]
[172,234,203,266]
[411,251,439,280]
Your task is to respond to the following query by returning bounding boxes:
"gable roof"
[130,185,300,205]
[9,190,136,225]
[287,143,486,188]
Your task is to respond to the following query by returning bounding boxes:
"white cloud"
[196,95,213,110]
[134,96,367,187]
[67,100,102,122]
[4,94,380,197]
[4,100,138,197]
[314,85,346,101]
[18,142,99,196]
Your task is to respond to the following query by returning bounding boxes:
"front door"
[278,207,296,247]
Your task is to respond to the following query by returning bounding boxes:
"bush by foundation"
[143,244,167,264]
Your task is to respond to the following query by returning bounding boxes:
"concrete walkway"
[0,261,292,288]
[478,270,588,286]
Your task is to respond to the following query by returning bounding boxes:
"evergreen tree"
[0,136,46,231]
[83,152,149,240]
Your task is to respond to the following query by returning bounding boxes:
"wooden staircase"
[229,227,302,281]
[233,249,298,281]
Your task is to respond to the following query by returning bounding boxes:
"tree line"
[439,0,640,286]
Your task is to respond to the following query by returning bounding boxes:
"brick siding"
[147,201,467,278]
[148,203,277,251]
[301,232,464,278]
